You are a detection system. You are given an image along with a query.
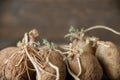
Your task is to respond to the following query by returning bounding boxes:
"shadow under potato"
[66,74,109,80]
[65,68,109,80]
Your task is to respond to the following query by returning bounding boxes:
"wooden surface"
[0,0,120,49]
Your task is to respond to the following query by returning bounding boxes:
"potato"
[68,52,103,80]
[96,41,120,80]
[36,38,66,80]
[0,47,35,80]
[40,48,66,80]
[63,26,103,80]
[64,41,103,80]
[0,29,40,80]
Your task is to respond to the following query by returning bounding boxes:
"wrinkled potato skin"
[0,47,35,80]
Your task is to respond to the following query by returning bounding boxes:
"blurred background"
[0,0,120,50]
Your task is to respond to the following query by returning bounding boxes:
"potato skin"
[68,52,103,80]
[39,48,66,80]
[96,41,120,80]
[0,47,35,80]
[0,47,18,65]
[0,47,18,79]
[72,39,95,55]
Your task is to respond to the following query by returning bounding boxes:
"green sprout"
[78,48,84,55]
[65,26,85,41]
[42,39,56,49]
[69,26,77,33]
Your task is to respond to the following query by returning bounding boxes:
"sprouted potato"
[62,26,103,80]
[83,25,120,80]
[96,41,120,80]
[34,39,66,80]
[0,29,39,80]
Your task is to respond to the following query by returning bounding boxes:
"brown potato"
[0,47,35,80]
[36,46,66,80]
[63,26,103,80]
[96,41,120,80]
[0,29,40,80]
[62,41,102,80]
[68,52,103,80]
